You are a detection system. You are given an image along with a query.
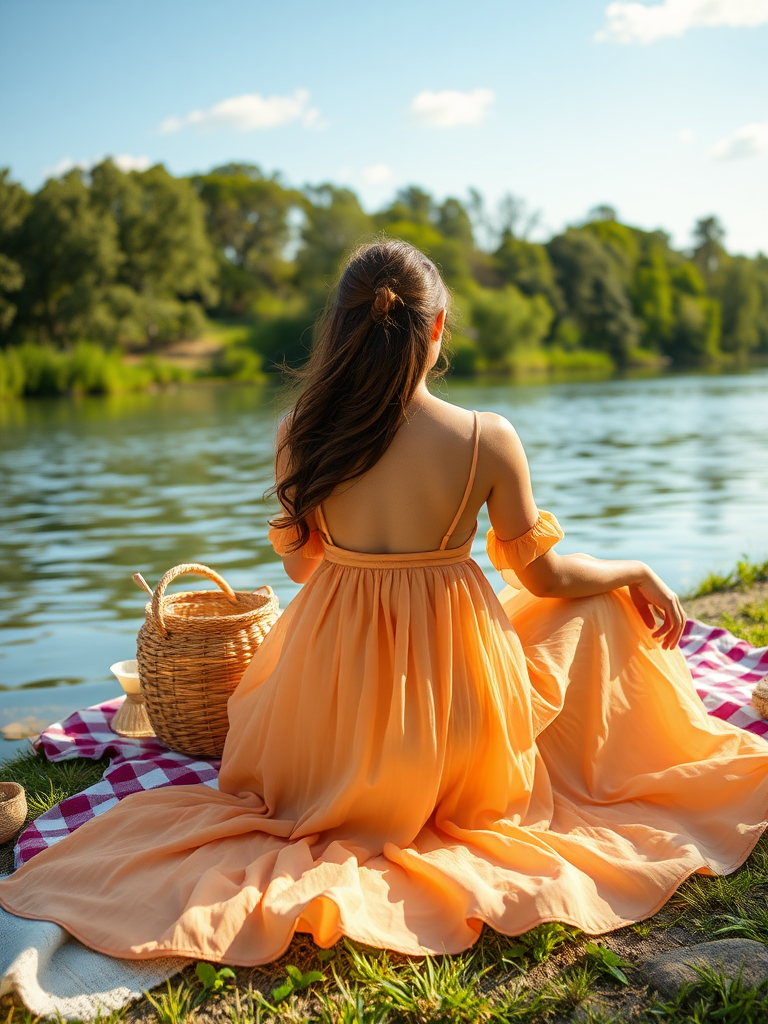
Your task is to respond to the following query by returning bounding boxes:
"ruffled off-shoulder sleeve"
[268,518,325,559]
[486,510,564,585]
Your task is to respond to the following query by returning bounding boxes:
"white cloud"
[362,164,393,184]
[678,127,695,144]
[42,157,88,178]
[112,154,151,172]
[42,154,151,179]
[596,0,768,44]
[408,88,495,127]
[709,122,768,160]
[159,90,323,134]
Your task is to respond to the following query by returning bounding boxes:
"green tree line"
[1,159,767,392]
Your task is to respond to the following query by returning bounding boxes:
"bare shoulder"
[477,411,527,466]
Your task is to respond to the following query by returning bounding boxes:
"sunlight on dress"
[0,501,766,964]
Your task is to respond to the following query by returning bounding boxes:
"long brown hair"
[270,237,451,550]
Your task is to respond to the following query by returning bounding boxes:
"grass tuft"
[689,557,768,598]
[0,747,112,873]
[721,602,768,647]
[142,977,197,1024]
[649,963,768,1022]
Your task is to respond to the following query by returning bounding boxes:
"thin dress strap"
[314,501,334,545]
[439,410,480,550]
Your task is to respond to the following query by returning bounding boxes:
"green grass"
[0,747,111,820]
[689,557,768,598]
[0,342,190,399]
[0,747,111,873]
[199,321,252,348]
[721,602,768,647]
[686,554,768,647]
[649,964,768,1023]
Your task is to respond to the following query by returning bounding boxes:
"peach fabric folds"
[1,417,768,963]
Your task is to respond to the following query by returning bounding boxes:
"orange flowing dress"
[1,410,768,963]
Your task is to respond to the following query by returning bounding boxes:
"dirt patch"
[123,336,227,373]
[683,581,768,625]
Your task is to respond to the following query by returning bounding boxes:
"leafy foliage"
[271,964,326,1004]
[583,942,632,985]
[195,961,236,999]
[502,922,582,965]
[689,557,768,598]
[2,162,768,387]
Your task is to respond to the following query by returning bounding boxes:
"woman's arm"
[484,413,686,650]
[273,416,324,585]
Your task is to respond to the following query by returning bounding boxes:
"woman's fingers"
[650,596,685,649]
[630,577,687,650]
[653,597,685,649]
[630,585,657,629]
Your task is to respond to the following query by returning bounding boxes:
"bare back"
[314,396,532,554]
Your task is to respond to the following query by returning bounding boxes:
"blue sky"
[1,0,766,254]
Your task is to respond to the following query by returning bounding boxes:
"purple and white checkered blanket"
[12,619,768,871]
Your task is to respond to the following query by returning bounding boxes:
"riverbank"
[4,325,767,399]
[2,560,768,1022]
[683,557,768,647]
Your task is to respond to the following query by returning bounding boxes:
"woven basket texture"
[752,679,768,721]
[0,781,27,844]
[135,563,279,758]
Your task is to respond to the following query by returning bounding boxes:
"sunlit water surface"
[1,369,766,759]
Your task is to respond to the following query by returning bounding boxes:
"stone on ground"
[637,938,768,999]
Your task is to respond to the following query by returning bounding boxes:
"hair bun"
[371,283,399,322]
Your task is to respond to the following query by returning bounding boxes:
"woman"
[0,239,767,963]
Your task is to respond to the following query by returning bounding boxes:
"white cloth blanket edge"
[0,876,190,1022]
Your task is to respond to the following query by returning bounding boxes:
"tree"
[493,233,563,315]
[12,169,123,344]
[582,217,640,278]
[382,219,472,290]
[666,294,721,363]
[718,257,762,356]
[380,186,435,227]
[588,204,618,222]
[547,228,640,362]
[692,216,726,280]
[296,185,373,292]
[469,284,554,370]
[89,160,219,343]
[754,255,768,352]
[0,169,29,337]
[194,164,300,315]
[436,197,474,250]
[631,246,674,350]
[91,161,218,302]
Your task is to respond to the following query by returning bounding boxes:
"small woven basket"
[0,782,27,844]
[134,563,279,758]
[752,677,768,720]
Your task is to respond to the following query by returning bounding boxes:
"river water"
[1,368,767,760]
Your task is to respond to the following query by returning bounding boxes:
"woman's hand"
[629,567,686,650]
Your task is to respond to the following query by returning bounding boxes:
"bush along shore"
[2,558,768,1021]
[2,160,768,397]
[0,341,193,398]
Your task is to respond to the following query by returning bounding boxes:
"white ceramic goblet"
[109,659,156,737]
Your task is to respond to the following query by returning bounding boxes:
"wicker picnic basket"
[133,563,279,758]
[0,782,27,844]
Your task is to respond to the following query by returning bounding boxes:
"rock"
[638,939,768,999]
[1,717,47,741]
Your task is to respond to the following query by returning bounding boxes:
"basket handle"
[136,563,238,635]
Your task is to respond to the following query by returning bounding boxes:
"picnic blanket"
[2,617,767,1022]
